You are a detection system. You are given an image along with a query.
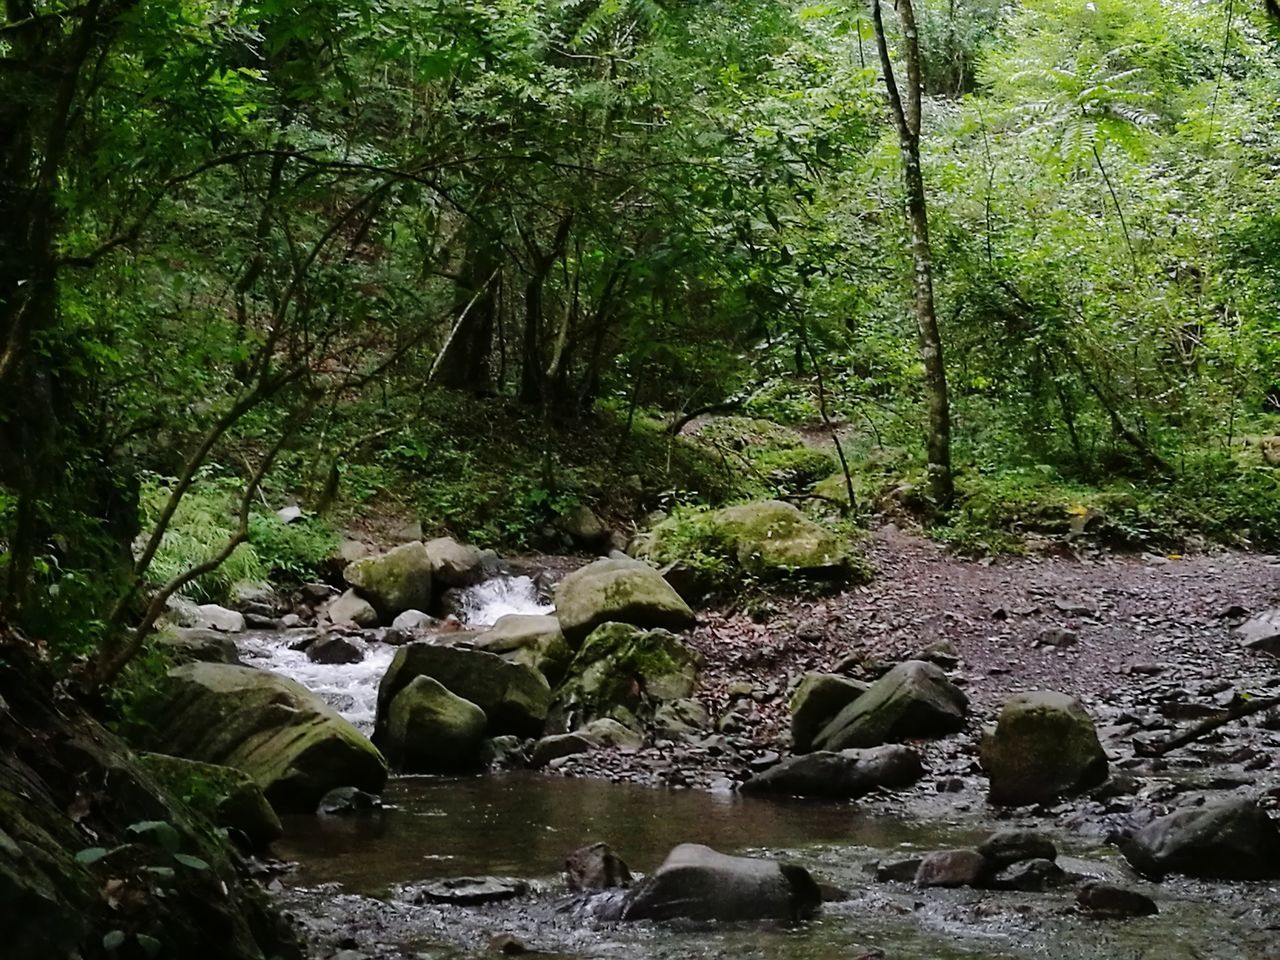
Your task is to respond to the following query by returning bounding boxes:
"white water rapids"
[236,576,552,734]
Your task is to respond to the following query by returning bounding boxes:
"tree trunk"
[435,242,498,394]
[871,0,954,507]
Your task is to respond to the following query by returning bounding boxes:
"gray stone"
[327,589,379,627]
[1121,798,1280,880]
[1236,608,1280,656]
[157,627,242,665]
[478,735,528,770]
[306,634,365,664]
[412,877,530,905]
[565,842,632,891]
[914,849,990,888]
[390,609,437,632]
[982,691,1108,806]
[425,537,487,588]
[993,858,1065,892]
[530,733,594,768]
[740,745,923,800]
[558,504,609,549]
[580,718,644,750]
[812,660,967,751]
[317,786,382,816]
[789,672,869,752]
[1076,882,1158,917]
[653,698,710,739]
[473,614,572,686]
[193,603,245,633]
[977,829,1058,868]
[554,558,695,647]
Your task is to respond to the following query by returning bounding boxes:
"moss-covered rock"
[384,676,488,772]
[147,662,387,814]
[812,660,967,751]
[551,622,700,732]
[473,613,573,685]
[789,672,870,753]
[137,753,282,850]
[375,643,550,741]
[981,691,1108,806]
[554,557,696,647]
[343,540,433,619]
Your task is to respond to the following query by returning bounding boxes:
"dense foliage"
[2,0,1278,675]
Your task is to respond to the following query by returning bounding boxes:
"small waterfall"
[457,575,553,626]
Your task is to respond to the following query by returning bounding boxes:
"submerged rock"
[565,842,633,892]
[344,541,434,620]
[1121,798,1280,880]
[993,858,1065,892]
[148,662,387,813]
[981,691,1108,806]
[317,786,382,816]
[554,557,695,647]
[1076,882,1158,918]
[384,676,488,772]
[812,660,967,751]
[739,745,923,800]
[619,843,821,922]
[789,672,869,753]
[306,634,365,664]
[410,877,530,906]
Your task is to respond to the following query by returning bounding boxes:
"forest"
[2,1,1280,959]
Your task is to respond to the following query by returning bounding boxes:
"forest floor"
[547,526,1280,830]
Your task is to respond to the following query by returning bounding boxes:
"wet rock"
[157,627,242,665]
[425,536,488,588]
[411,877,530,905]
[1076,882,1158,918]
[992,858,1065,892]
[530,733,594,768]
[873,857,923,883]
[147,662,387,813]
[789,672,869,753]
[317,786,382,816]
[579,717,644,750]
[554,557,696,647]
[390,609,437,632]
[343,541,434,620]
[488,933,532,955]
[478,735,529,770]
[306,634,365,665]
[565,842,632,891]
[976,829,1058,868]
[914,849,991,888]
[739,745,923,800]
[384,676,488,772]
[1121,798,1280,880]
[811,660,968,751]
[194,603,246,633]
[300,582,339,604]
[137,753,282,849]
[327,589,379,628]
[982,691,1108,806]
[1236,608,1280,656]
[473,614,572,686]
[376,643,551,740]
[620,843,821,922]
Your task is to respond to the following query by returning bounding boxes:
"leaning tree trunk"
[871,0,954,507]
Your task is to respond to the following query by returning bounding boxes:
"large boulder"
[700,500,851,579]
[343,541,433,619]
[383,676,488,772]
[620,844,821,922]
[157,627,242,665]
[375,643,550,740]
[193,603,245,633]
[425,537,489,588]
[137,753,282,850]
[789,672,869,753]
[554,557,695,647]
[981,691,1108,806]
[1121,798,1280,880]
[740,745,923,800]
[811,660,967,751]
[472,613,572,685]
[147,662,387,813]
[551,622,700,733]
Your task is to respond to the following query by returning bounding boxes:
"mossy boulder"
[812,660,967,751]
[789,672,870,753]
[343,540,433,620]
[137,753,282,850]
[551,622,700,732]
[147,662,387,813]
[981,691,1108,806]
[383,676,488,772]
[473,613,573,685]
[375,643,550,741]
[554,557,695,647]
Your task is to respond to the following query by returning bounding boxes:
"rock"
[411,877,530,905]
[488,933,531,955]
[981,691,1108,806]
[811,660,967,751]
[230,580,275,607]
[554,557,696,647]
[390,609,438,632]
[147,662,387,813]
[157,627,242,665]
[376,643,550,740]
[565,842,632,891]
[473,614,572,686]
[383,676,488,772]
[193,603,245,633]
[579,717,644,750]
[317,786,382,816]
[914,849,990,888]
[1121,798,1280,880]
[551,623,700,732]
[1076,882,1158,918]
[478,735,528,770]
[789,672,869,752]
[739,745,924,800]
[874,857,923,882]
[992,858,1064,892]
[137,753,282,849]
[327,589,379,627]
[1034,627,1078,648]
[620,844,821,922]
[976,830,1058,868]
[653,698,710,739]
[530,733,594,768]
[343,541,434,619]
[306,634,365,664]
[1236,608,1280,656]
[425,537,487,588]
[300,581,339,604]
[558,504,610,550]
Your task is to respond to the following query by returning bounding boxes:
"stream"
[238,576,1280,960]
